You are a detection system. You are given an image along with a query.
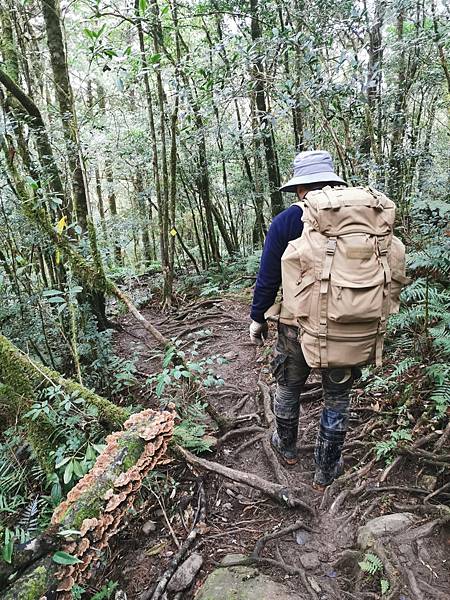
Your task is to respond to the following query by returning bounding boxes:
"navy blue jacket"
[250,204,304,323]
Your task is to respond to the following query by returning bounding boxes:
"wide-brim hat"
[280,150,347,193]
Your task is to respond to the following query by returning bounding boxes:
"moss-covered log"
[1,407,176,600]
[0,333,127,427]
[0,332,128,471]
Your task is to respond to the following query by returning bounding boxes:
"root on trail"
[218,425,266,445]
[251,519,316,558]
[257,377,274,426]
[176,446,316,515]
[261,434,288,486]
[233,433,265,455]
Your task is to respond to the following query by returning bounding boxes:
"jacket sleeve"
[250,205,303,323]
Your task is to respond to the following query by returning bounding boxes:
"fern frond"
[16,497,41,536]
[359,552,383,575]
[388,358,419,380]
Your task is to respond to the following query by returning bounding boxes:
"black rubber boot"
[313,457,344,491]
[271,416,299,465]
[313,414,346,490]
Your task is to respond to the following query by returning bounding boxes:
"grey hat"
[280,150,346,193]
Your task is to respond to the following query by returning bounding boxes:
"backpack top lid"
[303,186,396,237]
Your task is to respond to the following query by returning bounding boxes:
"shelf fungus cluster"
[50,405,176,598]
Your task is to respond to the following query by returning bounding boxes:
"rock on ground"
[357,513,415,550]
[299,552,320,570]
[194,554,305,600]
[167,552,203,592]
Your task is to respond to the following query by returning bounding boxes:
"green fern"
[358,552,383,575]
[380,579,390,595]
[430,385,450,418]
[91,581,118,600]
[387,357,419,380]
[172,420,212,453]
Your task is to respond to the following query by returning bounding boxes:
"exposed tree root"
[231,393,252,414]
[252,519,316,558]
[216,555,318,599]
[233,433,265,455]
[379,430,440,483]
[417,577,450,600]
[257,376,274,426]
[176,446,316,515]
[218,425,266,445]
[261,434,288,486]
[360,484,450,502]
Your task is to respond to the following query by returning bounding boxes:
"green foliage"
[375,428,412,462]
[90,582,119,600]
[172,402,213,453]
[149,343,225,399]
[52,550,82,565]
[358,552,383,575]
[0,383,108,562]
[22,385,105,486]
[71,581,118,600]
[178,254,260,298]
[80,329,138,398]
[358,553,390,595]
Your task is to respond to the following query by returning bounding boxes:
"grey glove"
[249,320,269,346]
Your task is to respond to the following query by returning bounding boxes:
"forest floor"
[98,293,449,600]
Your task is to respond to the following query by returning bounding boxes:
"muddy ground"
[95,296,449,600]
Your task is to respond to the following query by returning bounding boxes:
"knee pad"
[273,385,301,420]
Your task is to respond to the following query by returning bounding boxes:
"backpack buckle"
[326,238,337,255]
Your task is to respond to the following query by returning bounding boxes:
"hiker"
[249,150,407,490]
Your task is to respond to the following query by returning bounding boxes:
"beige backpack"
[280,186,409,368]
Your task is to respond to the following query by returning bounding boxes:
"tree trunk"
[97,84,122,266]
[134,0,171,293]
[360,0,385,172]
[249,0,283,217]
[41,0,90,230]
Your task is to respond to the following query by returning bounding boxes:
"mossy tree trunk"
[0,332,128,471]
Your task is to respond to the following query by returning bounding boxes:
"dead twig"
[434,422,450,452]
[424,481,450,503]
[142,481,206,600]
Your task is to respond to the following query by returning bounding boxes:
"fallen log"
[1,407,176,600]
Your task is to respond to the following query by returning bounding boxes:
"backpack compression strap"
[375,237,392,366]
[318,237,337,368]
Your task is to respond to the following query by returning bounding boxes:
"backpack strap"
[375,237,392,366]
[319,237,337,368]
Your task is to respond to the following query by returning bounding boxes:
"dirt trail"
[105,298,449,600]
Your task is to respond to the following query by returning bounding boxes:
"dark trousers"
[271,323,360,481]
